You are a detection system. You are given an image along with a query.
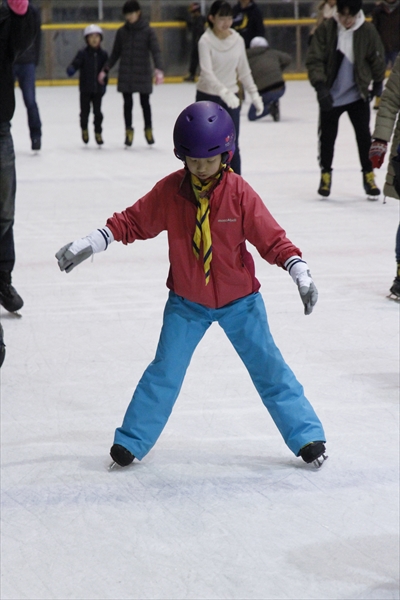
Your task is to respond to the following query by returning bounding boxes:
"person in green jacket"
[306,0,386,199]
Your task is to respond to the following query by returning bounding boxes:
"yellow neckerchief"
[191,166,226,285]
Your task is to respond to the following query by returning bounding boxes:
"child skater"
[97,0,164,147]
[66,24,108,146]
[55,101,328,470]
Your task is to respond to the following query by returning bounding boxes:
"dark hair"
[336,0,362,16]
[207,1,233,28]
[123,0,140,14]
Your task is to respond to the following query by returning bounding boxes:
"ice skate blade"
[108,460,134,471]
[366,195,380,201]
[387,293,400,302]
[312,453,328,468]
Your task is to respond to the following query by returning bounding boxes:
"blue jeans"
[0,122,16,273]
[195,90,241,175]
[248,85,285,121]
[13,63,42,141]
[114,291,326,459]
[385,51,399,68]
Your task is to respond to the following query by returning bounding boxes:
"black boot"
[0,272,24,313]
[299,441,327,466]
[110,444,135,467]
[270,101,280,122]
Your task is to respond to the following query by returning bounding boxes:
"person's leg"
[248,86,285,121]
[346,99,372,172]
[318,106,343,172]
[390,222,400,297]
[140,93,152,129]
[0,123,23,312]
[113,293,212,459]
[218,293,326,456]
[92,92,103,134]
[396,223,400,264]
[79,92,91,132]
[13,63,42,144]
[123,92,133,129]
[189,43,199,77]
[196,90,241,174]
[0,123,16,274]
[347,99,380,195]
[140,93,154,144]
[123,93,134,145]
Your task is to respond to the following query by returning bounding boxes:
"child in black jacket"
[66,24,108,145]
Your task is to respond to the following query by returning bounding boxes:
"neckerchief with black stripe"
[191,170,223,285]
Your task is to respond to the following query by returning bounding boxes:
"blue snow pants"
[114,291,325,459]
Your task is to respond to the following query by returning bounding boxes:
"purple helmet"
[173,101,236,160]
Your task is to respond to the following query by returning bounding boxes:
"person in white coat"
[196,0,263,174]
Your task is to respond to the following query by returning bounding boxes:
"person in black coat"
[98,0,164,147]
[183,2,206,82]
[0,0,39,319]
[232,0,265,49]
[12,0,42,151]
[66,24,108,145]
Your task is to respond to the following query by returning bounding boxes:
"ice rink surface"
[1,81,399,600]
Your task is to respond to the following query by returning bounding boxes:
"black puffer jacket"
[105,18,163,94]
[67,45,108,94]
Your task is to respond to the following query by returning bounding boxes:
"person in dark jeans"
[0,0,39,316]
[66,24,108,145]
[12,1,42,151]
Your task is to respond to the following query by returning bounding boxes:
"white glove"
[56,227,114,273]
[250,92,264,117]
[220,89,240,109]
[285,256,318,315]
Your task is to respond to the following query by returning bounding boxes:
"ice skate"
[299,441,328,468]
[0,272,24,313]
[388,270,400,300]
[109,444,135,469]
[363,171,380,200]
[95,132,103,146]
[144,128,155,145]
[31,138,41,151]
[318,171,332,197]
[81,129,89,144]
[125,128,134,147]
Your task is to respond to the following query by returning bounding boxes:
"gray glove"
[56,227,113,273]
[297,280,318,315]
[55,242,93,273]
[285,256,318,315]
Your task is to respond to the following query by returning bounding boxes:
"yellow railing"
[35,17,375,84]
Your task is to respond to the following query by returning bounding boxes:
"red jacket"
[106,168,302,309]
